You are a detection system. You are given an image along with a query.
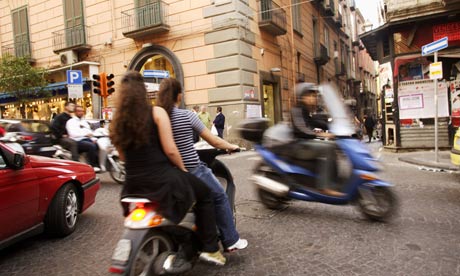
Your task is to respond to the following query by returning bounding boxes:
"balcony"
[314,44,329,66]
[335,60,346,76]
[52,25,91,53]
[121,1,170,39]
[335,12,343,27]
[322,0,335,16]
[259,0,287,36]
[1,41,34,62]
[296,72,305,82]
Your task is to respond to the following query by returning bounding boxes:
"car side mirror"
[12,152,25,169]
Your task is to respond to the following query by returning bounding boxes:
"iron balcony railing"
[52,25,90,53]
[314,43,329,66]
[1,40,32,58]
[121,1,169,38]
[259,0,287,36]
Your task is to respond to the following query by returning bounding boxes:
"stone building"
[0,0,371,142]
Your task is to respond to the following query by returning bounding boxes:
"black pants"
[216,128,224,138]
[366,127,374,143]
[296,140,336,190]
[188,177,219,253]
[77,138,98,167]
[59,137,79,161]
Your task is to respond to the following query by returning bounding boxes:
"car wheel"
[45,183,79,236]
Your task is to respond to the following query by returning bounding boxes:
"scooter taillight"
[125,203,164,228]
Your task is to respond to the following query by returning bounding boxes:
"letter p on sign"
[67,70,83,85]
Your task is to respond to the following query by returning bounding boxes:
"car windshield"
[8,122,50,133]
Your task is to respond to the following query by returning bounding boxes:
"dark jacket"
[50,112,72,139]
[213,113,225,129]
[364,116,375,129]
[291,105,328,139]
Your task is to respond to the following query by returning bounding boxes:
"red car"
[0,142,100,249]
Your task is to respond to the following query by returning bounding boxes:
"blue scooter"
[238,84,398,221]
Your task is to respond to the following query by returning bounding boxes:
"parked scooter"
[238,84,398,222]
[109,143,238,276]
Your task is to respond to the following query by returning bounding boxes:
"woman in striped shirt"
[157,78,248,253]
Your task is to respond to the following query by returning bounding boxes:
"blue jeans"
[191,162,239,248]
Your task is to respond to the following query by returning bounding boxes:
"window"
[324,27,329,54]
[292,0,302,34]
[136,0,162,29]
[11,6,31,57]
[63,0,85,46]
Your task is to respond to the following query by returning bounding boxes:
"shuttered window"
[11,6,31,57]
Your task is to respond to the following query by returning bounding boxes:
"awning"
[0,79,91,104]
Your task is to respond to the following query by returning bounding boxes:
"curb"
[398,156,459,171]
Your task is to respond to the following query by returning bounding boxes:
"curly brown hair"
[156,78,182,115]
[109,71,151,150]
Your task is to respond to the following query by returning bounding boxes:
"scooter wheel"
[128,230,174,276]
[109,156,126,185]
[258,188,287,210]
[357,186,398,222]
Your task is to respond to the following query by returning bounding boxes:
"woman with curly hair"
[110,71,226,266]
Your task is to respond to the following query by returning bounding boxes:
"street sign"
[429,62,443,80]
[66,70,83,85]
[143,70,170,78]
[421,37,448,56]
[68,84,83,98]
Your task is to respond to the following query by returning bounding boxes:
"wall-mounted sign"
[433,22,460,41]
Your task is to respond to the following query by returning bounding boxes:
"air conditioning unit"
[59,50,78,65]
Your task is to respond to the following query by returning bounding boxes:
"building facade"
[360,0,460,149]
[0,0,372,143]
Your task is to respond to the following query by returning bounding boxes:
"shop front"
[0,61,101,120]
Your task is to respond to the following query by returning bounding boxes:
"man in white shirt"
[66,105,100,172]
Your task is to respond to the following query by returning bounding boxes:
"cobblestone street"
[1,144,460,276]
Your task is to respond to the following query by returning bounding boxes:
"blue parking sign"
[67,70,83,85]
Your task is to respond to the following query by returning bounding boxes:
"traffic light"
[92,72,107,97]
[92,73,102,95]
[106,73,115,95]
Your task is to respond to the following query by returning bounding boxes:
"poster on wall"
[398,79,449,119]
[246,104,262,118]
[450,81,460,116]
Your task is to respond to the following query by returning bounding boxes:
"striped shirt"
[170,107,206,170]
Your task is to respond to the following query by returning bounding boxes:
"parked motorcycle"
[238,84,398,222]
[109,144,238,275]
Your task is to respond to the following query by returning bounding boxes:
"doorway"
[262,83,276,125]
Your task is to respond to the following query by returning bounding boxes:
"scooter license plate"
[112,239,132,263]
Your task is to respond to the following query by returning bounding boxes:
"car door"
[0,144,39,241]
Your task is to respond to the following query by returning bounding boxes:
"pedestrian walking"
[213,106,225,138]
[364,114,376,143]
[198,105,212,129]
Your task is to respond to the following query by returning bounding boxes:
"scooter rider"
[50,101,79,161]
[157,78,248,254]
[290,83,344,197]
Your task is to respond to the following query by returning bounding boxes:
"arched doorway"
[129,45,184,106]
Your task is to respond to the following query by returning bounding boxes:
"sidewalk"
[398,150,458,171]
